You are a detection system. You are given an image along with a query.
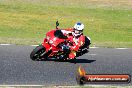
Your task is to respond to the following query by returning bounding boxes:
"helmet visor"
[73,28,83,34]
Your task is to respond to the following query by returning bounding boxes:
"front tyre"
[30,45,46,61]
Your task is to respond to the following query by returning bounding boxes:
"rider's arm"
[61,28,73,35]
[70,36,85,51]
[61,30,71,35]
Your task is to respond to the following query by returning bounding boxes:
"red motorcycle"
[30,21,90,61]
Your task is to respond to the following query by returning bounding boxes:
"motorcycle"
[30,21,90,61]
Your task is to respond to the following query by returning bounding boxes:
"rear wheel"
[30,45,47,61]
[76,36,90,57]
[82,36,91,49]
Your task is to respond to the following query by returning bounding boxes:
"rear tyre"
[76,36,90,57]
[82,36,91,49]
[30,45,47,61]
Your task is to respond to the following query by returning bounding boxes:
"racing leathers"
[61,28,87,60]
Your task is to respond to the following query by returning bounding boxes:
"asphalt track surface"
[0,45,132,86]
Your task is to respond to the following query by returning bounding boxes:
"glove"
[61,45,70,53]
[62,45,69,50]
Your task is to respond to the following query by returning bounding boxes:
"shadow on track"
[39,58,96,64]
[70,59,96,64]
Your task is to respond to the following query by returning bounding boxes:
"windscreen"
[54,30,68,39]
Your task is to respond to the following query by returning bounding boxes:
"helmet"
[72,22,84,37]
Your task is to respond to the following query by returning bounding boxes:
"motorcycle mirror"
[56,20,59,29]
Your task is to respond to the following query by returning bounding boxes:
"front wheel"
[30,45,47,61]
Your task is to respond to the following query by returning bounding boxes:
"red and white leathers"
[61,28,85,60]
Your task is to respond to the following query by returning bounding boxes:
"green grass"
[0,0,132,47]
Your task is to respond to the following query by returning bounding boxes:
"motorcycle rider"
[60,22,91,60]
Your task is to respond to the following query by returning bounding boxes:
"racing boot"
[67,51,76,60]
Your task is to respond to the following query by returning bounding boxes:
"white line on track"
[30,45,39,46]
[0,44,11,45]
[0,85,77,88]
[0,85,43,87]
[30,45,98,49]
[115,48,128,49]
[1,85,128,88]
[90,47,99,48]
[30,45,99,49]
[0,44,130,50]
[88,54,97,56]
